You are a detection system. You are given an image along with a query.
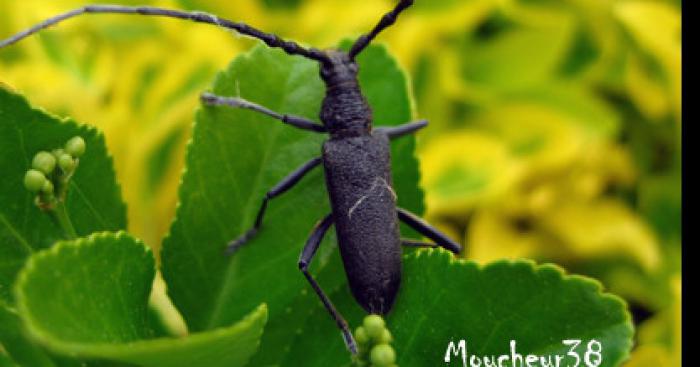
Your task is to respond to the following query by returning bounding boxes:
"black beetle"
[0,0,462,354]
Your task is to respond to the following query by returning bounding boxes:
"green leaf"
[0,87,127,303]
[0,302,56,367]
[285,250,634,367]
[639,174,681,242]
[462,21,574,89]
[15,231,267,367]
[161,43,422,365]
[259,0,302,10]
[0,353,18,367]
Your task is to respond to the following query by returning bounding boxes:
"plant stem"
[51,201,78,239]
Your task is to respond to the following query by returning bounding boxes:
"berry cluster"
[354,315,397,367]
[23,136,85,209]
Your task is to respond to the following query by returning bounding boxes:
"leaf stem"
[50,200,78,239]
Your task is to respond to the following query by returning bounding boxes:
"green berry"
[363,314,385,340]
[65,136,86,157]
[370,344,396,366]
[377,329,393,344]
[52,148,65,159]
[58,154,75,172]
[355,326,369,345]
[32,151,56,175]
[41,180,54,195]
[24,170,47,192]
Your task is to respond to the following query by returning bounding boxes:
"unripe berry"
[58,154,75,172]
[370,344,396,366]
[65,136,86,157]
[363,315,385,340]
[24,170,46,192]
[377,329,393,344]
[32,151,56,175]
[355,326,369,345]
[52,148,65,159]
[41,180,54,195]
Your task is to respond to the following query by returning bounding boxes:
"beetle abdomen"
[322,131,402,314]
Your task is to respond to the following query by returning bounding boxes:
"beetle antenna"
[0,5,330,63]
[348,0,414,60]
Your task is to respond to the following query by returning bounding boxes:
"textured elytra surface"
[323,131,401,314]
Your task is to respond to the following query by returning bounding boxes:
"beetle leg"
[201,93,327,133]
[397,207,462,254]
[401,239,438,249]
[225,157,323,254]
[375,119,428,139]
[298,214,358,355]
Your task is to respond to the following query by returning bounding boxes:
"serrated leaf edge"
[13,230,268,362]
[405,248,635,364]
[13,231,152,353]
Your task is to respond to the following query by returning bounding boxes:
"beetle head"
[319,50,359,87]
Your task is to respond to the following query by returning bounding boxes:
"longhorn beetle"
[0,1,462,354]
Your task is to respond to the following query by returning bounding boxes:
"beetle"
[0,0,462,354]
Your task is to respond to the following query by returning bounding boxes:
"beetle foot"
[224,228,258,255]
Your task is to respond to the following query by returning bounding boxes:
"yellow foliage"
[420,130,518,216]
[614,1,681,121]
[539,200,659,270]
[625,276,681,366]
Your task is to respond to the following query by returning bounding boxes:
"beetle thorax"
[319,50,373,139]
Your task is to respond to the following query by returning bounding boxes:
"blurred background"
[0,0,681,365]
